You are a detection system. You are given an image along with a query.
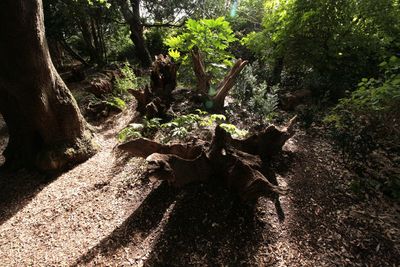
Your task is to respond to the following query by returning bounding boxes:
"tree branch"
[142,20,186,28]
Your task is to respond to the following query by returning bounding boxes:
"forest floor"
[0,100,399,266]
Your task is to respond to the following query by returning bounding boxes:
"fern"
[233,62,279,120]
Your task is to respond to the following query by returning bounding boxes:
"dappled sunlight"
[1,0,399,265]
[0,134,150,265]
[1,118,398,266]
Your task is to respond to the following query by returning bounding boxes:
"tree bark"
[271,57,284,86]
[118,119,296,203]
[191,48,248,110]
[213,58,248,109]
[191,48,211,94]
[115,0,152,68]
[0,0,96,171]
[129,55,177,119]
[47,37,64,69]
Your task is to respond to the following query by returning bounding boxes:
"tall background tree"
[0,0,96,171]
[113,0,230,67]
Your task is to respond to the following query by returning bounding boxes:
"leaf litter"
[0,108,399,266]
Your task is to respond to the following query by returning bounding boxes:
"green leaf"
[168,49,181,60]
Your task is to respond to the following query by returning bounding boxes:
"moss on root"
[35,130,98,172]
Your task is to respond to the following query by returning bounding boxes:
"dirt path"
[0,112,399,266]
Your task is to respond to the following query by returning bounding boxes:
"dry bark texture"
[0,0,96,171]
[191,48,248,110]
[87,73,113,98]
[119,117,296,204]
[129,55,177,119]
[115,0,152,67]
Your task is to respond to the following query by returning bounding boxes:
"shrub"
[325,56,400,198]
[232,62,279,121]
[145,28,169,57]
[244,0,400,96]
[165,17,237,85]
[325,56,400,156]
[113,62,137,94]
[106,25,133,61]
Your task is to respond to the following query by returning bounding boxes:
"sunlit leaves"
[77,0,111,8]
[165,17,237,81]
[168,49,181,60]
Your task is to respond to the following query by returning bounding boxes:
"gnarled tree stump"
[191,47,248,110]
[129,55,177,119]
[119,117,296,207]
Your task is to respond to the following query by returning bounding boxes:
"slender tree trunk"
[0,0,96,171]
[116,0,152,68]
[271,57,284,85]
[191,48,248,110]
[79,18,104,64]
[128,19,152,68]
[60,38,89,66]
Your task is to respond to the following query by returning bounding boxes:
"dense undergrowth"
[325,56,400,199]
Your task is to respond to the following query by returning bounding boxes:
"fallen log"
[128,85,152,115]
[119,117,296,205]
[230,115,297,160]
[207,125,285,202]
[146,152,211,187]
[118,138,205,159]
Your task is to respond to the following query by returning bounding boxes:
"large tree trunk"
[0,0,96,171]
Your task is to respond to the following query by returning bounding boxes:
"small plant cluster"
[102,96,127,111]
[325,56,400,198]
[232,62,279,121]
[74,62,138,119]
[103,62,138,111]
[113,62,137,95]
[118,110,249,143]
[325,56,400,155]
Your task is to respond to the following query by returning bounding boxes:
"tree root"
[119,117,296,204]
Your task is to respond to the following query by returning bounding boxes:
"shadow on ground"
[73,182,177,266]
[0,117,60,226]
[74,180,277,266]
[284,134,400,266]
[0,118,48,225]
[143,181,274,266]
[0,169,58,226]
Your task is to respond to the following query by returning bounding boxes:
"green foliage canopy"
[244,0,400,94]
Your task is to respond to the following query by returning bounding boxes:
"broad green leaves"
[118,110,249,142]
[326,55,400,131]
[165,17,237,82]
[244,0,400,93]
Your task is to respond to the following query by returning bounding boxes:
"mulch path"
[0,111,399,266]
